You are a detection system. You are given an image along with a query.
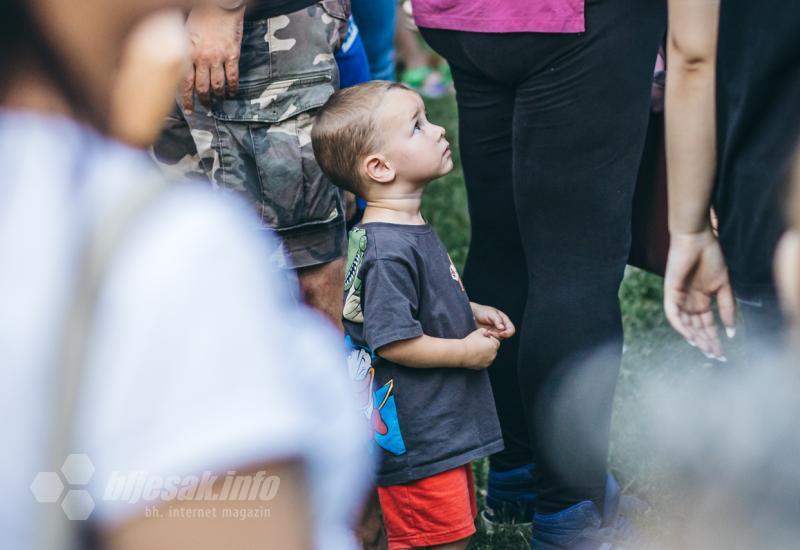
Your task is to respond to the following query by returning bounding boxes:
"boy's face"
[374,88,453,184]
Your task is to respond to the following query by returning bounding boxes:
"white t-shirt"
[0,111,371,549]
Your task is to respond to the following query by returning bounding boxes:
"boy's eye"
[413,122,422,133]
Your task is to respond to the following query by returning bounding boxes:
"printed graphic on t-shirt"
[345,336,406,456]
[346,335,375,419]
[344,228,367,322]
[447,254,465,292]
[372,380,406,455]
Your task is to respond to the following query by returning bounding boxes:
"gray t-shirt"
[343,222,503,485]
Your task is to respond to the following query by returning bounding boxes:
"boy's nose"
[436,125,446,139]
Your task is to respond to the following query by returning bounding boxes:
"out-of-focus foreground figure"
[110,10,190,149]
[0,1,370,549]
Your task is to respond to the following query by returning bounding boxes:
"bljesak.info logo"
[30,454,281,521]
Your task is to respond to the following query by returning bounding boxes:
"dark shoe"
[480,464,537,533]
[531,474,644,549]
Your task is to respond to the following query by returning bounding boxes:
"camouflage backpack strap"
[343,227,367,323]
[42,175,173,550]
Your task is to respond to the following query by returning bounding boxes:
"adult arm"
[102,461,312,550]
[664,0,735,360]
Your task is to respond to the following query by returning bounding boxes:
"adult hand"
[182,4,245,112]
[664,230,736,360]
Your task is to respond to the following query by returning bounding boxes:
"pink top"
[410,0,585,34]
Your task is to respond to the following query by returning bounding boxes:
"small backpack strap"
[43,176,172,550]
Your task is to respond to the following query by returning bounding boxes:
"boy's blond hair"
[311,80,409,195]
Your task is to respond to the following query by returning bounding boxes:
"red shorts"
[377,464,477,549]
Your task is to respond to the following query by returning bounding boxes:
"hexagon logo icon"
[31,453,97,521]
[61,490,95,521]
[30,472,65,503]
[61,454,95,485]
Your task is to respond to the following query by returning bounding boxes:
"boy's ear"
[363,154,395,184]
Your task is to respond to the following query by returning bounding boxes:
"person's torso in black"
[714,0,800,293]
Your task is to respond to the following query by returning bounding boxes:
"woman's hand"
[470,302,516,340]
[664,230,736,360]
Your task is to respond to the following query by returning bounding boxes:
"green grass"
[419,93,743,549]
[421,95,470,271]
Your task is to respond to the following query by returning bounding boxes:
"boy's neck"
[361,186,426,225]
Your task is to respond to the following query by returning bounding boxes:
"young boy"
[312,80,515,550]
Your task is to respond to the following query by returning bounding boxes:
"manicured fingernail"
[498,324,505,329]
[726,327,736,339]
[703,352,715,360]
[718,356,728,363]
[185,109,192,115]
[688,340,697,348]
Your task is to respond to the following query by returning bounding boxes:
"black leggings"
[421,0,665,514]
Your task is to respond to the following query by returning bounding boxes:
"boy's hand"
[461,328,500,370]
[471,303,516,340]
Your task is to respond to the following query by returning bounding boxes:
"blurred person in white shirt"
[0,1,371,549]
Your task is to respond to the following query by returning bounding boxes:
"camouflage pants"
[153,1,350,269]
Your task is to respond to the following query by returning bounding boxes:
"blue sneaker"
[531,474,645,549]
[480,464,537,533]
